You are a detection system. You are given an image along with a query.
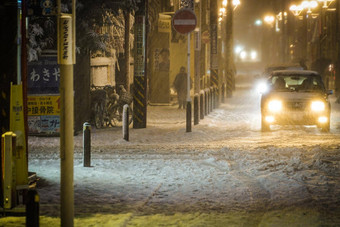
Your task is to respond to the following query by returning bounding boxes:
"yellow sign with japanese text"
[28,95,60,116]
[10,83,28,186]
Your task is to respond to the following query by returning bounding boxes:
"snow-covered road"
[23,80,340,226]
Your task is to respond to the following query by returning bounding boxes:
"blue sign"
[28,55,60,94]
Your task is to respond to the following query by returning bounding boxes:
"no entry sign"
[172,9,197,34]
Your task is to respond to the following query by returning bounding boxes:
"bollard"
[26,189,40,227]
[186,101,192,132]
[1,132,16,209]
[215,87,219,108]
[206,89,210,114]
[221,83,225,103]
[83,122,91,167]
[200,91,204,120]
[210,87,214,112]
[212,87,216,110]
[123,104,129,141]
[204,89,207,115]
[194,94,199,125]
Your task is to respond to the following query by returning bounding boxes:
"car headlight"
[268,100,282,112]
[311,101,325,112]
[256,82,268,94]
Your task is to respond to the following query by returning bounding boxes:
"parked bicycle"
[90,85,133,129]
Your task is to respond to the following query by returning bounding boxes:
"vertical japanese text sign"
[134,16,145,77]
[58,15,73,65]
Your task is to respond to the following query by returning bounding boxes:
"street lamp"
[222,0,240,10]
[264,15,275,26]
[289,4,304,16]
[255,19,262,26]
[301,0,318,13]
[317,0,334,9]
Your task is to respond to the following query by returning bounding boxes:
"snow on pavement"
[5,80,340,226]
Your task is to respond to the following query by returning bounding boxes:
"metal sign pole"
[186,32,192,132]
[58,0,75,224]
[133,0,147,128]
[187,32,191,102]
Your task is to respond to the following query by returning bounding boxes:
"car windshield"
[269,73,325,92]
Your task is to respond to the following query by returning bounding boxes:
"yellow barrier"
[1,132,17,209]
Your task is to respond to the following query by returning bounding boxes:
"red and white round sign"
[172,9,197,34]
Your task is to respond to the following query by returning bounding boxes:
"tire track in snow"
[227,160,272,213]
[121,183,163,227]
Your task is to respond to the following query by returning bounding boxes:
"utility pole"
[124,9,130,93]
[225,0,234,97]
[200,0,208,90]
[58,0,76,226]
[335,0,340,100]
[194,1,201,95]
[133,0,148,128]
[281,0,287,63]
[0,0,18,162]
[210,0,218,99]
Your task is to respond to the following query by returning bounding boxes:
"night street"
[3,79,337,226]
[1,0,340,226]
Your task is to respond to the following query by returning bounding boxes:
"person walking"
[173,66,192,109]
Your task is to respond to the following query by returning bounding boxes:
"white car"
[261,70,332,132]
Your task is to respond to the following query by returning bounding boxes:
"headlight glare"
[318,116,328,123]
[268,100,282,112]
[256,82,268,94]
[311,101,325,111]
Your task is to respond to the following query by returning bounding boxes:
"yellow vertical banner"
[10,83,28,186]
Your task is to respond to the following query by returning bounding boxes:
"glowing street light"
[317,0,334,8]
[301,0,318,13]
[289,4,304,16]
[264,15,275,25]
[240,50,247,60]
[219,0,241,22]
[254,19,262,26]
[234,45,243,54]
[250,51,257,60]
[222,0,241,9]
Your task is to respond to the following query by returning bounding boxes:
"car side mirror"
[327,90,333,95]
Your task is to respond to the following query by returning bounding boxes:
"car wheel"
[261,116,270,132]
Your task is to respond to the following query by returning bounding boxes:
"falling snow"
[3,78,340,226]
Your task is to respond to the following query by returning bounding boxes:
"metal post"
[226,0,234,98]
[26,189,39,227]
[206,88,210,114]
[83,122,91,167]
[186,101,192,132]
[124,10,130,93]
[186,32,192,132]
[200,91,204,119]
[123,104,129,141]
[133,0,147,128]
[1,132,16,209]
[60,62,74,227]
[210,87,214,111]
[58,0,75,224]
[210,0,219,94]
[194,0,201,95]
[194,94,199,125]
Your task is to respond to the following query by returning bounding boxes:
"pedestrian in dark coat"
[173,66,192,109]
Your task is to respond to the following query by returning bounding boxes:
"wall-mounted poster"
[27,55,60,135]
